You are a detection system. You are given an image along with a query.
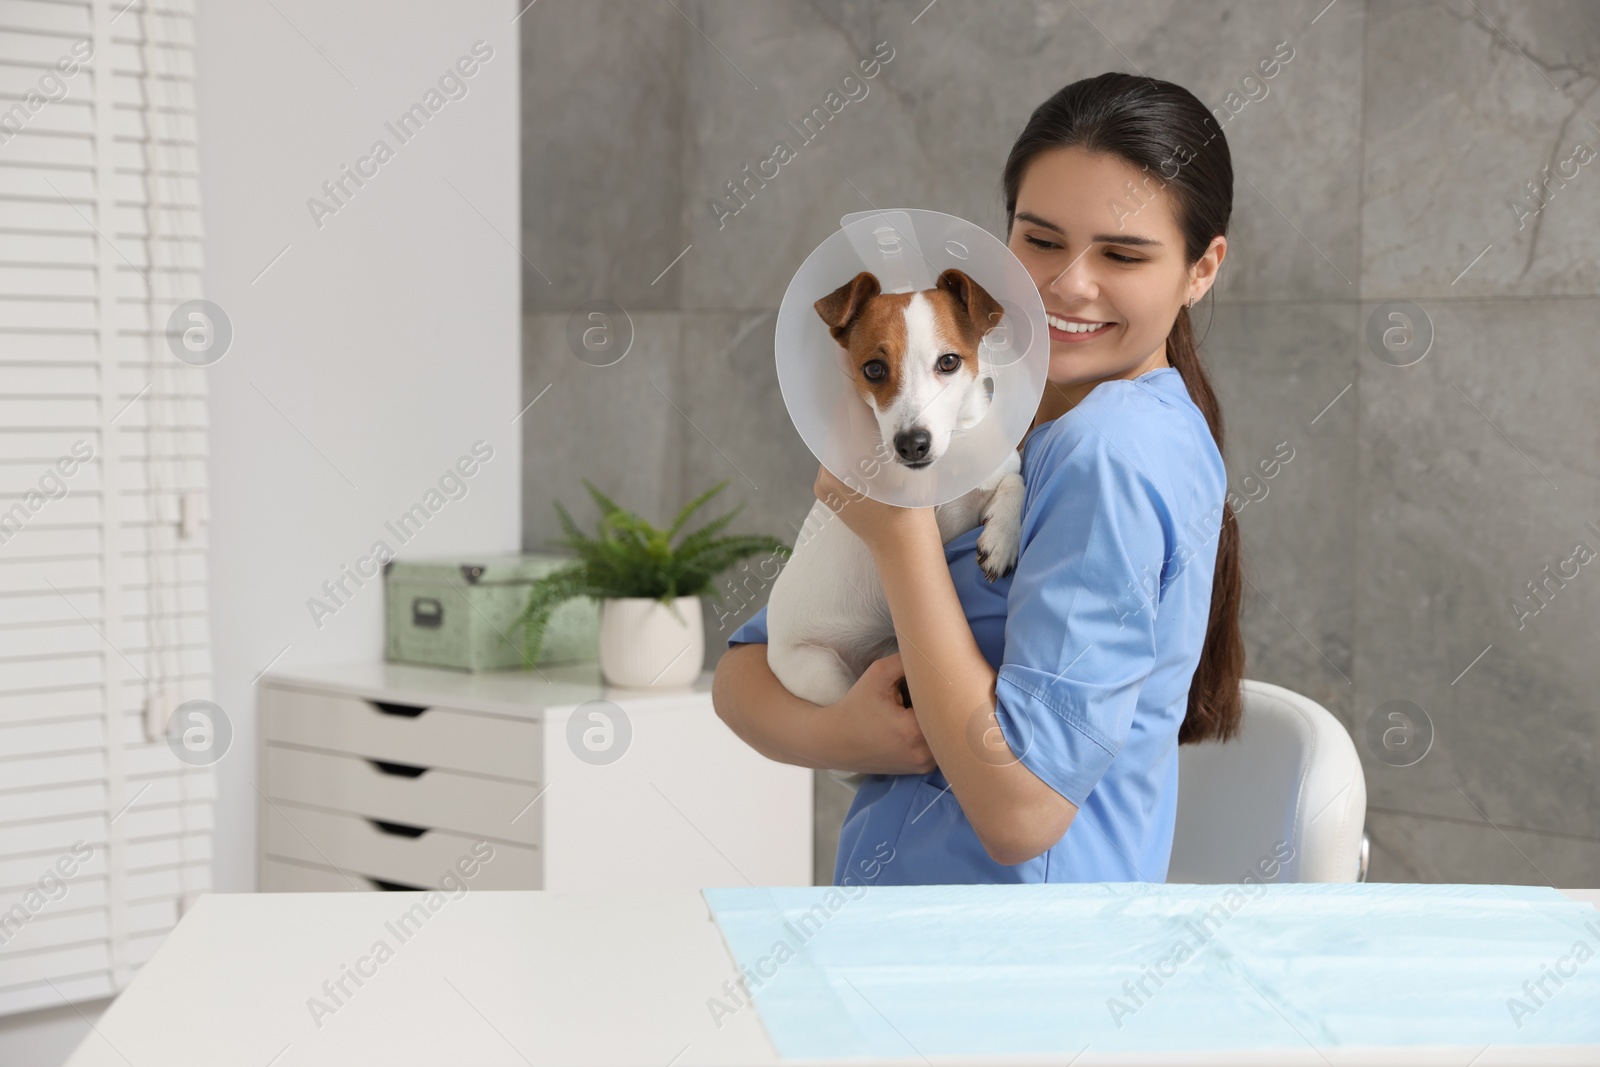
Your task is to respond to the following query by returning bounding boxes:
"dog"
[766,268,1027,788]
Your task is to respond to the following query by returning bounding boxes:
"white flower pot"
[597,595,704,688]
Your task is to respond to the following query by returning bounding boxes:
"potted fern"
[513,479,791,688]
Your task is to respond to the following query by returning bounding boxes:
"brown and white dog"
[766,268,1027,785]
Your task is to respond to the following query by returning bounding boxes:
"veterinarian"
[713,73,1244,885]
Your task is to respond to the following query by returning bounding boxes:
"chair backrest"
[1168,679,1367,884]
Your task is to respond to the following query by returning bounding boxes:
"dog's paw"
[976,518,1020,581]
[976,470,1026,582]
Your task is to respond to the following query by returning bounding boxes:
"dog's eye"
[937,353,960,372]
[862,360,887,381]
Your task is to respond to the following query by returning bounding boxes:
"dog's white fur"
[766,279,1027,787]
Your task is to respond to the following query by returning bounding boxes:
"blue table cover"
[702,882,1600,1059]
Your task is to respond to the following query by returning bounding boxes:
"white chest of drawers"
[257,660,812,893]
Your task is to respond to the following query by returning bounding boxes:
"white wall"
[196,1,522,886]
[0,2,518,1060]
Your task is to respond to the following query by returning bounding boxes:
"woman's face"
[1006,145,1223,410]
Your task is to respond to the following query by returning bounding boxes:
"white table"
[64,888,1600,1066]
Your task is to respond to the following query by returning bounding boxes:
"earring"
[1186,296,1194,309]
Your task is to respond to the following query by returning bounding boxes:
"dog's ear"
[813,271,881,345]
[936,268,1005,343]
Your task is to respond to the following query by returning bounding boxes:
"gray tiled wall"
[521,0,1600,887]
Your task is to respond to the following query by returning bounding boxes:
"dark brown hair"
[1001,72,1244,744]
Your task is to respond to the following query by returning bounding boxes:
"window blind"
[0,0,213,1018]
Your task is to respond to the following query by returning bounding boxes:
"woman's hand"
[814,463,935,555]
[821,652,937,776]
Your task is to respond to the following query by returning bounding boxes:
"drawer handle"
[368,759,429,778]
[370,700,427,718]
[412,596,444,628]
[368,876,426,891]
[367,818,430,838]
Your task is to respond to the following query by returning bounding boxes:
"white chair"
[1168,679,1369,884]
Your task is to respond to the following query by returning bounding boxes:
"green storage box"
[383,554,599,672]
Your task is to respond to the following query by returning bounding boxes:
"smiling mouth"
[1046,313,1117,334]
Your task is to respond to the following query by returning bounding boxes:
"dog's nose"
[894,428,932,463]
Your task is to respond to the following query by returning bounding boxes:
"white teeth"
[1047,314,1112,334]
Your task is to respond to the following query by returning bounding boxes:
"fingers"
[815,464,873,515]
[864,652,910,708]
[814,465,853,513]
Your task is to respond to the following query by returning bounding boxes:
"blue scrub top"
[727,365,1228,886]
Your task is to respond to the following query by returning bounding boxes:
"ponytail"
[1167,306,1244,743]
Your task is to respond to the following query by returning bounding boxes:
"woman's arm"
[861,421,1173,869]
[809,464,1078,864]
[712,642,936,775]
[711,643,838,768]
[870,521,1078,865]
